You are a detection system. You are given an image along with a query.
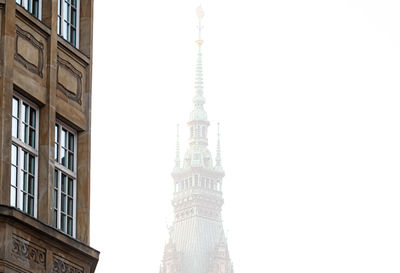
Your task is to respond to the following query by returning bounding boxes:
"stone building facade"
[160,7,234,273]
[0,0,98,272]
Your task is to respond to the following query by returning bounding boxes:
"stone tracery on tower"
[160,7,234,273]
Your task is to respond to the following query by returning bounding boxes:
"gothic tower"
[160,7,234,273]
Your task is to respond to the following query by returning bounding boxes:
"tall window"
[57,0,79,47]
[54,121,77,237]
[16,0,41,19]
[11,95,39,217]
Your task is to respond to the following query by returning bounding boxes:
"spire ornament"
[196,6,204,46]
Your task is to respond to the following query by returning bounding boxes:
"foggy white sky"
[91,1,400,272]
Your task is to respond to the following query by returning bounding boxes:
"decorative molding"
[57,56,83,105]
[51,256,83,273]
[11,235,46,267]
[14,25,44,77]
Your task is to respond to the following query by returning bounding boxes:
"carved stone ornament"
[11,235,46,267]
[51,256,84,273]
[14,25,44,77]
[57,56,83,105]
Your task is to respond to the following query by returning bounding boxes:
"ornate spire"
[215,123,222,168]
[196,6,204,47]
[174,124,180,169]
[190,6,207,125]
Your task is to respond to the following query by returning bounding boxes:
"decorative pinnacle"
[196,6,204,46]
[216,123,222,167]
[175,124,180,168]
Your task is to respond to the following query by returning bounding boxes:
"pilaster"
[0,0,16,206]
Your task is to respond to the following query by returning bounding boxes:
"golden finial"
[196,6,204,46]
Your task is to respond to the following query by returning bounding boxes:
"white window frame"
[11,94,39,218]
[54,120,77,238]
[57,0,80,48]
[16,0,42,20]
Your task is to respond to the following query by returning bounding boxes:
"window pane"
[61,194,66,212]
[23,193,27,211]
[61,214,66,231]
[23,172,28,191]
[28,196,34,216]
[10,187,17,207]
[18,188,23,209]
[12,97,19,117]
[61,129,67,147]
[23,124,28,144]
[68,178,73,196]
[61,174,66,192]
[54,209,58,227]
[29,108,36,128]
[55,125,59,143]
[55,143,59,161]
[54,170,59,189]
[67,197,73,215]
[58,16,62,34]
[11,166,17,187]
[28,175,34,194]
[68,133,74,151]
[71,28,76,47]
[11,145,18,165]
[68,152,74,171]
[22,103,28,123]
[23,151,28,170]
[54,189,58,208]
[32,0,39,18]
[67,217,73,235]
[63,20,68,40]
[29,154,35,174]
[12,117,18,138]
[71,8,76,26]
[29,128,35,148]
[65,3,70,20]
[61,148,67,166]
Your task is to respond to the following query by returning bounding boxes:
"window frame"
[57,0,80,48]
[16,0,42,20]
[11,93,39,218]
[54,120,77,238]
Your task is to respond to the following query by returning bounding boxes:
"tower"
[160,7,234,273]
[0,1,98,272]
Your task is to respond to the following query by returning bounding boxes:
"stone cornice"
[0,205,99,269]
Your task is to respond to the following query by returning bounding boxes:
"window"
[54,121,76,237]
[16,0,41,19]
[57,0,80,47]
[11,95,39,217]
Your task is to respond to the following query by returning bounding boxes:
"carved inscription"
[11,235,46,267]
[51,256,84,273]
[57,56,83,105]
[14,25,44,77]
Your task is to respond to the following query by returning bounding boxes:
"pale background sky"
[91,1,400,272]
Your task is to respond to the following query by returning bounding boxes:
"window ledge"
[0,205,99,264]
[16,4,51,35]
[58,35,90,64]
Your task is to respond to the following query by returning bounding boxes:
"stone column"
[0,0,16,205]
[37,0,58,226]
